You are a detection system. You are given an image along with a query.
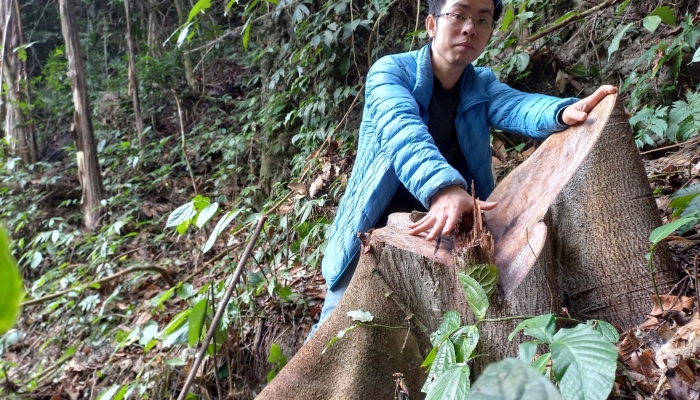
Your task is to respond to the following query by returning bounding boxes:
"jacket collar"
[412,44,489,114]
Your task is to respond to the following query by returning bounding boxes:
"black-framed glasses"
[435,12,495,32]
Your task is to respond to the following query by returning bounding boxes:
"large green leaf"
[642,16,662,33]
[466,358,561,400]
[450,325,479,362]
[188,298,208,346]
[426,364,471,400]
[588,320,620,343]
[195,202,219,228]
[0,228,22,334]
[550,325,618,400]
[649,5,676,26]
[423,340,456,393]
[97,385,122,400]
[202,208,244,253]
[461,264,499,297]
[518,341,538,363]
[532,352,551,374]
[187,0,212,23]
[166,202,196,228]
[608,23,634,61]
[458,273,489,320]
[430,311,462,346]
[649,212,700,245]
[508,314,556,343]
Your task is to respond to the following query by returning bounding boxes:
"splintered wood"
[453,187,494,266]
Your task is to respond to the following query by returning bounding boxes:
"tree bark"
[257,95,678,399]
[124,0,144,147]
[1,0,36,165]
[59,0,104,231]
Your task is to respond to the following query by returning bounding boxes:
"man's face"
[426,0,494,68]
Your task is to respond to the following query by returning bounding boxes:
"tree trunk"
[1,0,36,165]
[124,0,144,147]
[257,95,679,399]
[59,0,104,231]
[174,0,197,92]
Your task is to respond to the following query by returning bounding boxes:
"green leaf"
[423,340,457,393]
[649,213,700,245]
[649,6,676,26]
[589,320,620,343]
[466,358,561,400]
[162,323,189,348]
[450,325,479,363]
[670,183,700,199]
[0,228,22,334]
[518,341,538,363]
[514,53,530,73]
[458,273,489,320]
[166,202,196,228]
[422,345,438,368]
[426,363,471,400]
[243,21,252,50]
[608,23,634,61]
[430,311,462,346]
[346,309,374,323]
[98,385,122,400]
[187,0,212,23]
[692,47,700,63]
[642,16,662,33]
[500,8,514,32]
[177,283,195,300]
[508,314,556,343]
[139,321,159,346]
[532,352,551,374]
[462,264,499,297]
[195,202,219,228]
[165,357,186,366]
[188,299,208,346]
[176,23,194,48]
[202,209,244,254]
[161,309,191,337]
[550,325,618,400]
[322,325,357,354]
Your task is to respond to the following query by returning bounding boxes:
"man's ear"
[426,15,436,39]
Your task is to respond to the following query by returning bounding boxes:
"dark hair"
[428,0,503,21]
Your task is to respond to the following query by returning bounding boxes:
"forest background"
[1,0,700,398]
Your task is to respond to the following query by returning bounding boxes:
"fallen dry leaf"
[555,70,569,93]
[309,175,324,199]
[521,146,536,159]
[288,182,307,196]
[618,330,642,362]
[492,139,507,162]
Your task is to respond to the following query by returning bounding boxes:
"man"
[308,0,616,338]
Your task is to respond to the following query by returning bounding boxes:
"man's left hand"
[561,85,618,125]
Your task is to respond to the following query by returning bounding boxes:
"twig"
[171,89,198,196]
[21,265,176,307]
[409,0,420,51]
[176,215,267,400]
[367,0,399,68]
[639,142,681,155]
[209,284,223,400]
[524,0,620,43]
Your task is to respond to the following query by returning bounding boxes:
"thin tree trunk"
[173,0,196,92]
[257,95,678,399]
[124,0,144,147]
[1,0,35,165]
[59,0,104,231]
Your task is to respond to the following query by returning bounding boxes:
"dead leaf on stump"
[641,295,695,329]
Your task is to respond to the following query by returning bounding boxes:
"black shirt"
[375,75,474,227]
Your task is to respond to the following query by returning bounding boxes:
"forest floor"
[3,136,700,400]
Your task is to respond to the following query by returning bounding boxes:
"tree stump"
[256,94,678,399]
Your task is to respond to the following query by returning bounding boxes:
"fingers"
[480,201,498,210]
[409,214,434,236]
[408,214,429,229]
[426,217,446,241]
[581,85,618,112]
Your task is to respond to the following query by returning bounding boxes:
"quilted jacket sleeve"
[365,57,468,209]
[480,69,579,139]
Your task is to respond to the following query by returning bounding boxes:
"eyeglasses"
[435,12,495,32]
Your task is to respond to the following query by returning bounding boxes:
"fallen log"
[257,94,678,399]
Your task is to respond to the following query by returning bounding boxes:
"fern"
[668,91,700,141]
[629,106,668,147]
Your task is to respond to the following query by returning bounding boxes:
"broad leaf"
[588,320,620,343]
[649,213,700,245]
[176,23,194,48]
[608,23,633,60]
[430,311,462,346]
[642,16,662,33]
[466,358,561,400]
[202,209,244,253]
[268,343,283,363]
[422,345,438,368]
[423,341,457,393]
[649,5,676,26]
[450,325,479,362]
[461,264,498,297]
[550,325,618,400]
[196,202,219,228]
[188,299,208,346]
[0,228,22,334]
[161,309,191,337]
[458,273,489,320]
[187,0,212,23]
[166,202,196,228]
[508,314,556,343]
[692,47,700,63]
[98,385,122,400]
[518,341,538,363]
[532,352,551,374]
[426,363,471,400]
[346,309,374,323]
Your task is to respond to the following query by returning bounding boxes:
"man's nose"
[461,17,477,36]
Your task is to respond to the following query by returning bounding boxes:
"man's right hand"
[408,186,498,241]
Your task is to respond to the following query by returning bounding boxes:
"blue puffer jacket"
[322,44,577,290]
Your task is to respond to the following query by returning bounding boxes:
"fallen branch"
[176,214,267,400]
[523,0,620,43]
[20,265,176,307]
[171,90,198,196]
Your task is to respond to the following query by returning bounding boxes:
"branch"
[21,265,176,307]
[523,0,620,43]
[171,89,198,196]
